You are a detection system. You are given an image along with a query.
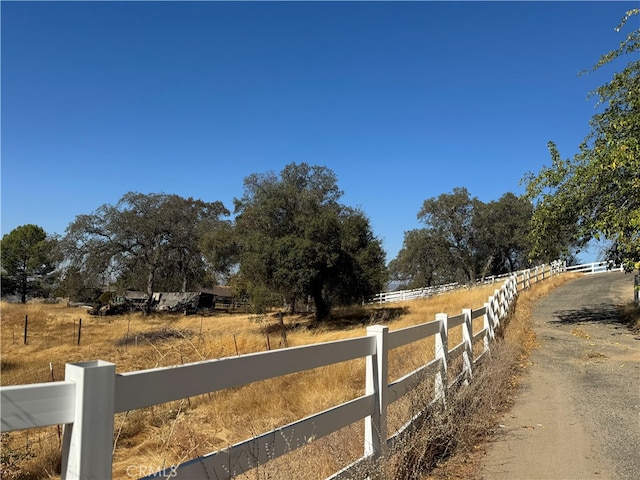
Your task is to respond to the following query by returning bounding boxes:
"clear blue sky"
[2,1,636,263]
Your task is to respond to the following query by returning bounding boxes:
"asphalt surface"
[480,272,640,480]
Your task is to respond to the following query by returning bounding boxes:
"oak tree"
[63,192,230,309]
[388,229,454,289]
[233,163,386,321]
[417,187,483,283]
[391,189,533,288]
[475,192,533,274]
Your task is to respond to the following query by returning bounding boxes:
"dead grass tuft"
[617,302,640,334]
[115,327,195,347]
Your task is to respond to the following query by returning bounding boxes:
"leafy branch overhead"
[524,9,640,271]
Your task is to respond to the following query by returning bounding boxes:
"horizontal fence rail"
[114,336,375,413]
[2,260,571,479]
[371,282,460,304]
[1,381,76,431]
[372,260,617,304]
[565,261,623,275]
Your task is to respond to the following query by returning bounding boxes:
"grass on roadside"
[618,301,640,334]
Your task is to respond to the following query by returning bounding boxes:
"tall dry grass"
[0,279,569,480]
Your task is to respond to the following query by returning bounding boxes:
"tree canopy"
[233,163,387,321]
[524,10,639,270]
[476,192,533,274]
[388,229,454,289]
[417,187,482,283]
[390,188,532,287]
[63,192,230,307]
[1,224,60,302]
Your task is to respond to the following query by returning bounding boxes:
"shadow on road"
[550,303,626,326]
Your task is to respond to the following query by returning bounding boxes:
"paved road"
[480,272,640,480]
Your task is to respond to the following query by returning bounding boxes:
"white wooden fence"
[371,282,460,303]
[565,260,623,275]
[1,262,565,479]
[372,261,568,304]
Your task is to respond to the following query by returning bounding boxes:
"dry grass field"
[0,279,570,480]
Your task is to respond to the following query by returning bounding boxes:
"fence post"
[508,277,516,309]
[364,325,388,469]
[503,280,511,314]
[491,291,501,329]
[462,309,473,383]
[62,360,115,480]
[504,284,508,317]
[497,288,505,321]
[483,301,494,351]
[434,313,449,406]
[634,274,639,307]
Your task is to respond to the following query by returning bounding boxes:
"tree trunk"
[311,287,330,322]
[288,295,296,314]
[178,255,187,293]
[145,265,155,314]
[20,273,27,304]
[464,260,476,285]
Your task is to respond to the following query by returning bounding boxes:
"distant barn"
[199,286,236,309]
[122,291,148,309]
[151,292,207,311]
[118,287,237,313]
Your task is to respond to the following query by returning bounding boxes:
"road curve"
[479,272,640,480]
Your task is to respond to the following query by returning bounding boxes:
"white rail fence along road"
[565,261,624,275]
[2,260,606,479]
[371,271,545,304]
[372,260,620,305]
